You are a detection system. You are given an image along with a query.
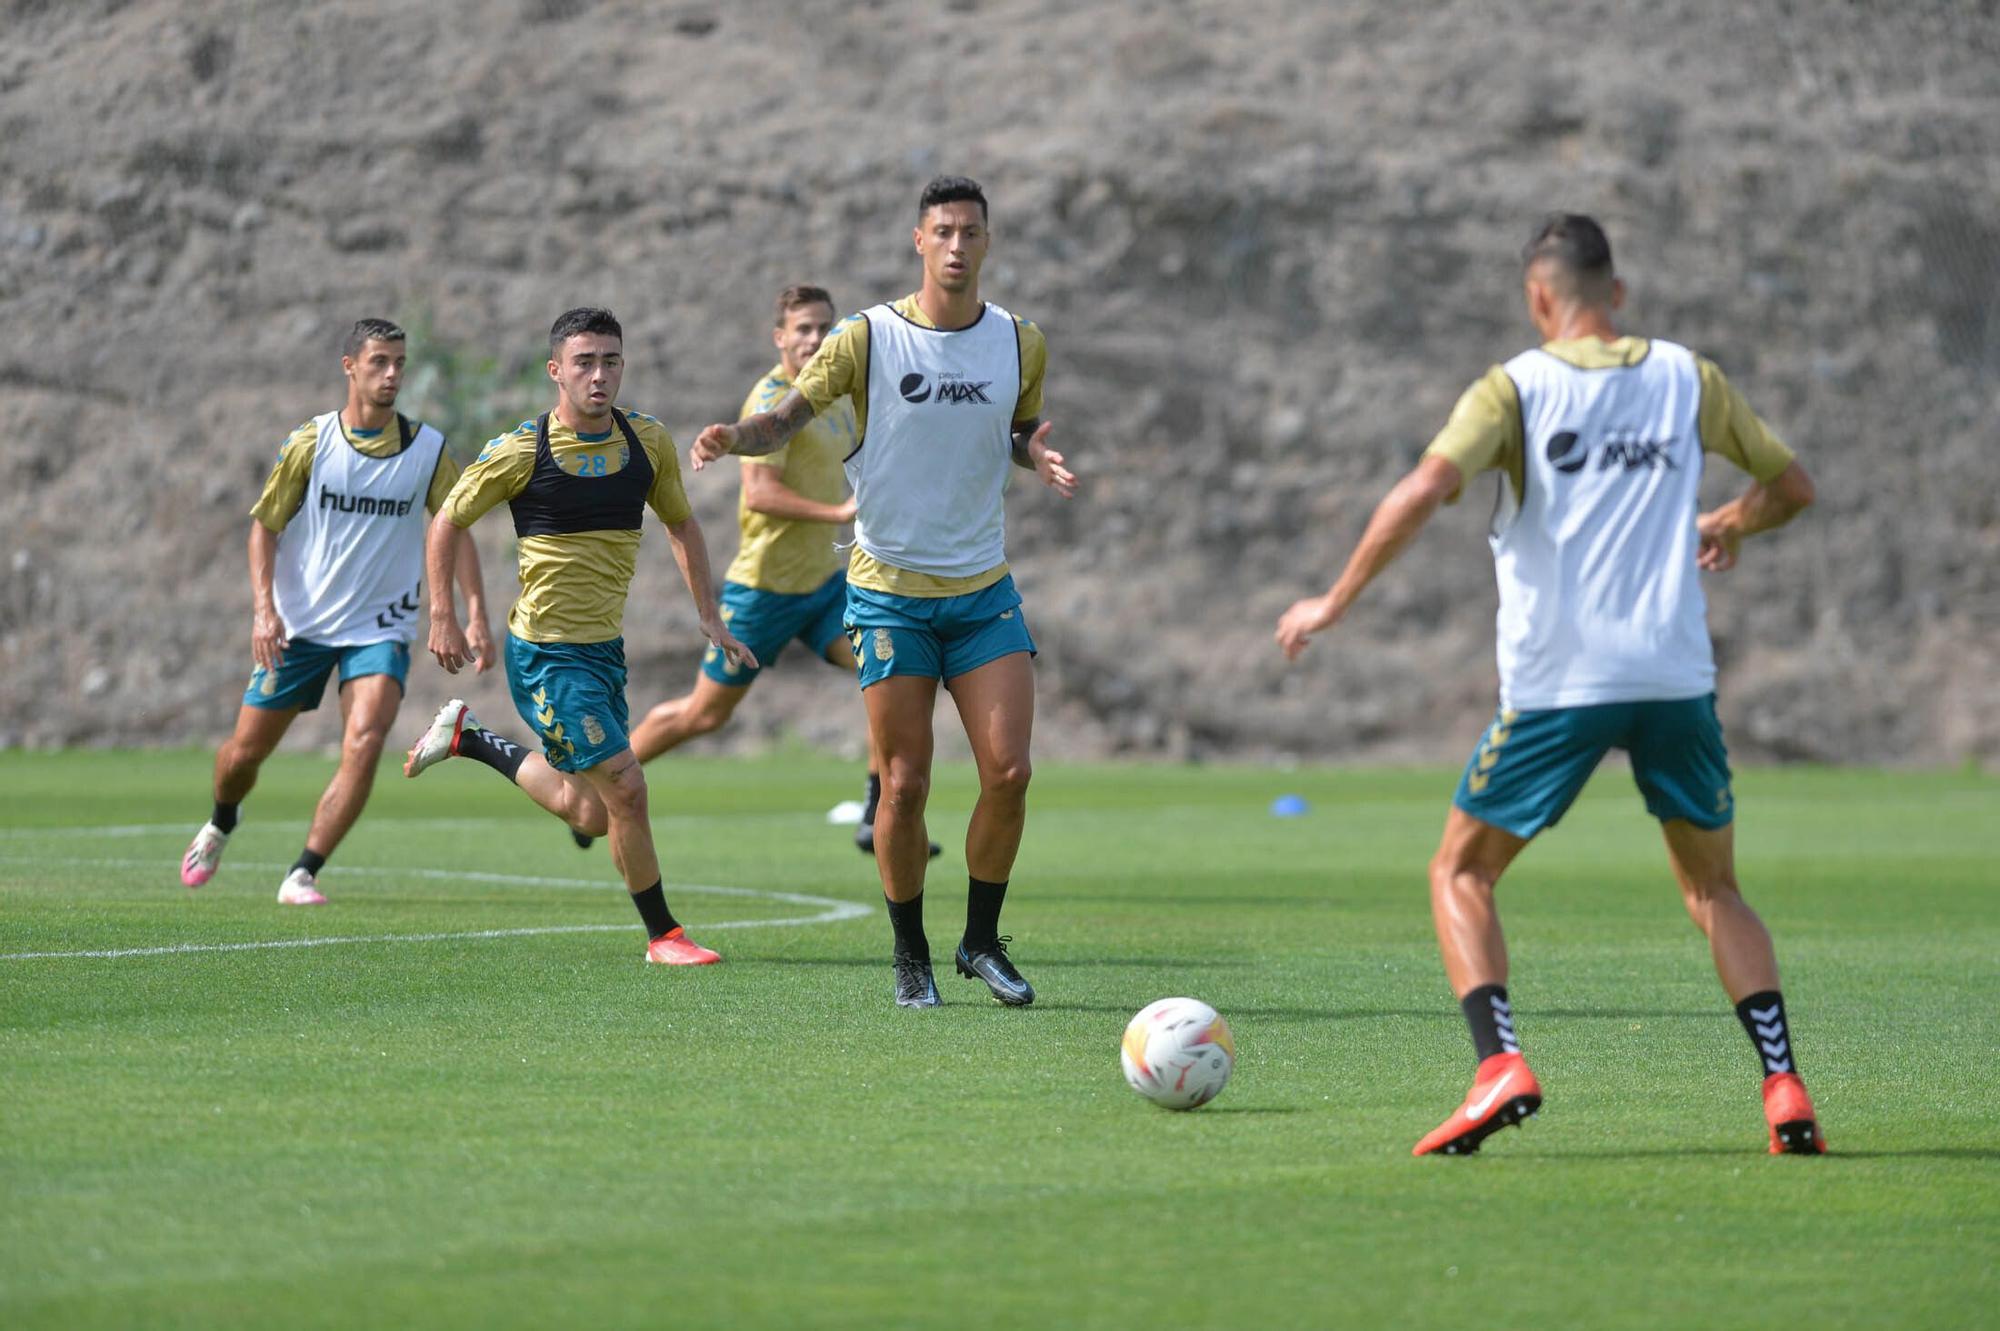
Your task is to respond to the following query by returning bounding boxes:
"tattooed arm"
[691,390,816,470]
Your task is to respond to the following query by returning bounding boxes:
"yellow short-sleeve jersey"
[250,415,461,531]
[1695,357,1796,481]
[1422,365,1524,503]
[794,294,1045,597]
[724,363,855,594]
[442,408,690,644]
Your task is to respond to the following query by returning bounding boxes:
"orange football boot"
[645,927,721,966]
[1763,1072,1826,1154]
[1413,1052,1543,1157]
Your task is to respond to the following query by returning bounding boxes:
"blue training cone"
[1270,794,1309,817]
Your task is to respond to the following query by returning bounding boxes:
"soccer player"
[179,318,494,905]
[627,284,938,860]
[403,307,751,966]
[691,176,1077,1008]
[1276,214,1826,1157]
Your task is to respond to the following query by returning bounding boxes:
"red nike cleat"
[1763,1072,1826,1154]
[645,927,721,966]
[1413,1052,1543,1157]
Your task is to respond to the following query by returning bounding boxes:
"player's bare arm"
[450,526,496,674]
[741,464,857,524]
[1010,418,1077,498]
[423,509,475,674]
[1697,460,1816,572]
[663,514,758,670]
[692,390,815,470]
[246,519,288,671]
[1276,454,1462,661]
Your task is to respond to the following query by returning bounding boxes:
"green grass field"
[2,750,1995,1329]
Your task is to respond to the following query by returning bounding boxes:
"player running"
[627,284,938,860]
[404,307,752,965]
[692,176,1077,1008]
[1277,214,1825,1157]
[179,319,493,905]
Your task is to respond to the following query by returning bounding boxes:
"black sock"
[1460,984,1520,1063]
[631,881,679,939]
[291,848,327,877]
[1735,990,1798,1078]
[456,723,529,783]
[964,876,1008,951]
[862,771,882,826]
[885,892,928,961]
[211,802,239,834]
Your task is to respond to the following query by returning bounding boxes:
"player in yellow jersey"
[1277,215,1824,1157]
[627,284,939,859]
[178,318,494,906]
[692,178,1078,1009]
[403,307,752,966]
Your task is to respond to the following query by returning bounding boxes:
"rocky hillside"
[3,0,1996,763]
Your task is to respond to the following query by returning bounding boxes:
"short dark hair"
[344,318,405,360]
[918,175,988,222]
[549,306,623,350]
[1521,213,1615,296]
[774,284,835,325]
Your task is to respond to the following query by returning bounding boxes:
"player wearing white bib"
[179,319,494,905]
[627,285,940,860]
[1277,215,1826,1157]
[693,177,1078,1009]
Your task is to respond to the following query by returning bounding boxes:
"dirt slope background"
[2,0,1996,764]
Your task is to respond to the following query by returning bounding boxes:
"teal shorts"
[1453,694,1734,838]
[700,573,849,687]
[504,633,630,773]
[843,574,1036,689]
[243,639,409,713]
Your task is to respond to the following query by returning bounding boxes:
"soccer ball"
[1120,997,1235,1110]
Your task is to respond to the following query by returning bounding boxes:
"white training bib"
[846,301,1022,578]
[1490,339,1713,708]
[273,411,444,646]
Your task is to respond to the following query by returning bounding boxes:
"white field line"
[0,857,873,962]
[0,813,833,840]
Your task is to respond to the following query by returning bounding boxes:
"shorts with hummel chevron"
[1453,695,1733,838]
[503,632,629,772]
[243,638,410,714]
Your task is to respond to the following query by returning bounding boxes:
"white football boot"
[180,822,229,888]
[403,699,472,778]
[276,867,327,906]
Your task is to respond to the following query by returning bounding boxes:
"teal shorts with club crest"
[700,572,850,687]
[1453,693,1735,839]
[843,573,1036,689]
[504,633,630,773]
[243,639,409,713]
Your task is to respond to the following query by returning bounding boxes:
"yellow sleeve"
[740,373,791,470]
[1697,358,1796,482]
[441,428,536,528]
[639,419,693,526]
[248,421,320,532]
[424,447,463,515]
[1014,318,1047,423]
[1422,366,1523,502]
[793,314,867,414]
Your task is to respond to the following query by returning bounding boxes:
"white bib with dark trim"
[273,411,444,646]
[846,301,1021,579]
[1491,338,1713,708]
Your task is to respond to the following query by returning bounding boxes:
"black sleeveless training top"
[509,410,654,538]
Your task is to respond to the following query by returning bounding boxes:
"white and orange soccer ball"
[1120,997,1235,1109]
